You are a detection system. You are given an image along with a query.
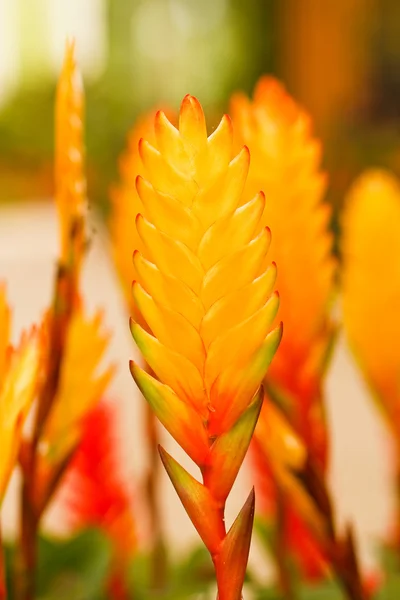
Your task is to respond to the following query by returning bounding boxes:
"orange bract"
[343,170,400,433]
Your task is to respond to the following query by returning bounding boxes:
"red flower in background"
[63,401,136,599]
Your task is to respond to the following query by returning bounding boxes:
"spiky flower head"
[130,94,281,599]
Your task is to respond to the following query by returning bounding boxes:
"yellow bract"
[0,288,41,503]
[131,95,281,437]
[55,40,86,269]
[42,307,114,462]
[231,77,335,375]
[343,169,400,431]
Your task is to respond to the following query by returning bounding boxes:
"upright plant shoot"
[129,95,282,599]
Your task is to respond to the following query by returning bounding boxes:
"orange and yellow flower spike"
[0,287,41,505]
[342,170,400,433]
[129,95,282,599]
[55,39,87,276]
[230,77,335,578]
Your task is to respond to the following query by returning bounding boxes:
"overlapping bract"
[0,287,41,503]
[342,170,400,432]
[130,95,281,599]
[231,77,335,576]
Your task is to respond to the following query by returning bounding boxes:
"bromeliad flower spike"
[129,95,282,599]
[230,77,335,583]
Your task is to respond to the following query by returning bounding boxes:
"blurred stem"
[303,458,367,600]
[275,492,296,600]
[329,538,368,600]
[0,523,6,600]
[144,399,167,590]
[16,465,38,600]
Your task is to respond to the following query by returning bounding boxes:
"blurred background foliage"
[1,0,399,217]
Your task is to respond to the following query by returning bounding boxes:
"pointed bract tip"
[180,94,205,120]
[129,359,136,377]
[135,174,144,190]
[138,137,146,157]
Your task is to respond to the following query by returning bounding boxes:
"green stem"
[15,474,38,600]
[275,491,296,600]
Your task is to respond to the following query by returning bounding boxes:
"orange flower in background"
[342,170,400,434]
[231,77,335,578]
[129,94,282,599]
[0,286,41,504]
[55,40,87,274]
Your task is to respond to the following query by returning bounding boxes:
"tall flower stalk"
[129,95,282,599]
[230,78,368,600]
[230,76,335,587]
[17,43,113,600]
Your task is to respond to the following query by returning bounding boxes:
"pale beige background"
[0,201,393,579]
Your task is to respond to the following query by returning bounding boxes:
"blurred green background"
[0,0,399,214]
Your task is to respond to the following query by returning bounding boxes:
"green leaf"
[298,579,343,599]
[35,528,112,600]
